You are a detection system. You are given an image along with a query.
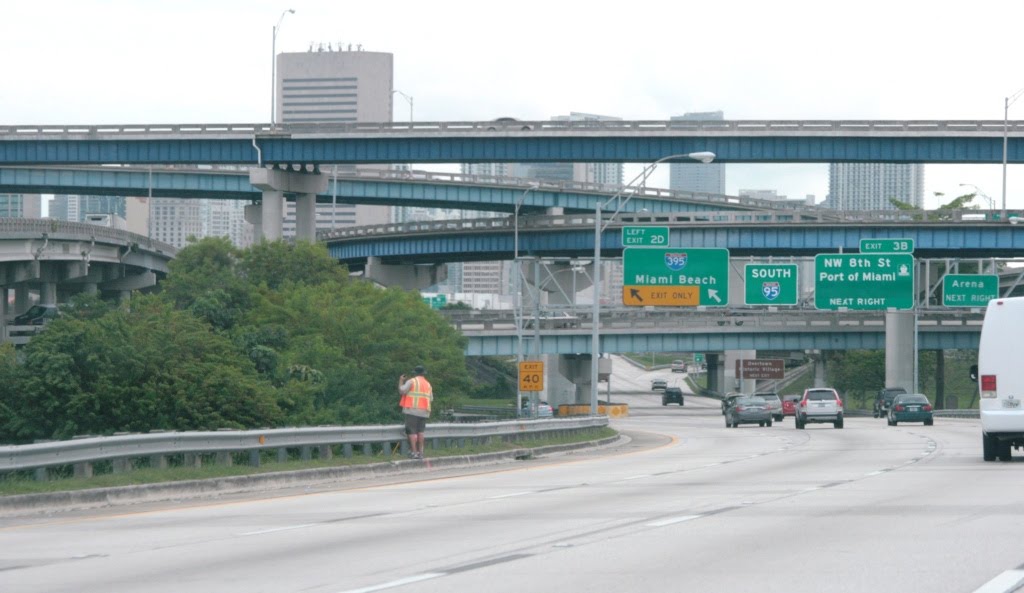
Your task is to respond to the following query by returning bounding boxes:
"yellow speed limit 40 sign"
[519,361,544,392]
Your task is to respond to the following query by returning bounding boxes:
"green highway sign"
[622,247,730,307]
[421,294,447,309]
[814,254,914,310]
[622,226,669,247]
[860,238,914,254]
[694,353,704,363]
[744,264,799,306]
[943,274,998,307]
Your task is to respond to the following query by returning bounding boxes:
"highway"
[1,383,1022,592]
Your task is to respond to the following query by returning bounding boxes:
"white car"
[671,360,686,373]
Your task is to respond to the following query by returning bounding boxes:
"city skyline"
[3,1,1024,209]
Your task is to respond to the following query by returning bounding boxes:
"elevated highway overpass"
[0,165,809,216]
[447,309,981,356]
[2,119,1023,165]
[323,210,1024,268]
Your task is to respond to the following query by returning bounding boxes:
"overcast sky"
[4,0,1024,208]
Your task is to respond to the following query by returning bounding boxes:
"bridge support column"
[295,193,317,241]
[244,204,263,243]
[260,190,284,241]
[814,353,827,387]
[706,353,723,395]
[363,256,448,290]
[885,311,916,392]
[249,168,328,242]
[14,286,30,315]
[725,349,757,393]
[40,282,56,306]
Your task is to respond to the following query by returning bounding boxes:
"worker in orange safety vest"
[398,365,432,459]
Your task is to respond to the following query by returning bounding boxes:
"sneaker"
[413,452,423,459]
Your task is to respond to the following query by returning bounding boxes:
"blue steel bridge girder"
[462,331,980,357]
[1,134,1023,166]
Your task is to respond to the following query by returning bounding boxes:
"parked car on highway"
[725,396,773,428]
[721,392,744,415]
[781,394,801,417]
[874,386,907,418]
[651,379,667,391]
[756,392,784,422]
[662,387,685,406]
[887,393,933,426]
[671,360,686,373]
[795,387,844,429]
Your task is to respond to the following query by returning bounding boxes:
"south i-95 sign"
[744,264,799,306]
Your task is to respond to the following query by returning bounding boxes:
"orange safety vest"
[400,376,433,412]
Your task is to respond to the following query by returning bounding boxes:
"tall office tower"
[826,163,924,210]
[277,47,394,234]
[668,111,726,194]
[0,194,41,218]
[50,195,125,222]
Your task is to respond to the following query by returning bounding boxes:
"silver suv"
[795,388,844,429]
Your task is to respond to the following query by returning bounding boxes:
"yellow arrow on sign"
[622,285,700,306]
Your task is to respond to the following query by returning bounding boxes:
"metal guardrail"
[4,119,1024,137]
[933,409,980,418]
[0,417,609,475]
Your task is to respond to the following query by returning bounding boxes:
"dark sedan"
[887,393,934,426]
[725,396,773,428]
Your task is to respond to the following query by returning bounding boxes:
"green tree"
[2,296,283,442]
[239,240,348,290]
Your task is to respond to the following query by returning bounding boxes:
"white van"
[975,296,1024,461]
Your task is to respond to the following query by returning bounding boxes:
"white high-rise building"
[669,111,726,194]
[826,163,924,210]
[277,47,394,234]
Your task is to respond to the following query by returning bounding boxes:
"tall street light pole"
[392,90,414,124]
[589,151,715,414]
[514,182,540,416]
[959,183,995,210]
[1002,88,1024,221]
[271,9,296,127]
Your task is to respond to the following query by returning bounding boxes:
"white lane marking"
[646,515,700,527]
[623,474,651,480]
[703,463,721,468]
[488,491,533,500]
[971,569,1024,593]
[240,523,316,536]
[336,573,446,593]
[865,470,885,476]
[801,487,820,493]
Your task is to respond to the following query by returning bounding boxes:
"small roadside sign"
[943,274,999,307]
[735,359,785,380]
[622,226,669,247]
[519,361,544,392]
[860,238,914,254]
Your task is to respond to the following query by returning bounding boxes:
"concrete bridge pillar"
[40,283,57,306]
[706,353,723,395]
[521,260,592,307]
[725,349,757,393]
[249,168,328,242]
[244,204,263,243]
[295,193,317,242]
[885,311,916,392]
[814,354,827,388]
[362,256,448,290]
[14,286,30,315]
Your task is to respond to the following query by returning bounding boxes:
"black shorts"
[404,414,427,435]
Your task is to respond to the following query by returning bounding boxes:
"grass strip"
[0,427,617,497]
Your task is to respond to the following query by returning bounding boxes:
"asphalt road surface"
[2,389,1023,593]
